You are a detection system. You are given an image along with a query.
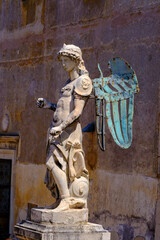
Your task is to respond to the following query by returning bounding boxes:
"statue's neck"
[69,68,79,81]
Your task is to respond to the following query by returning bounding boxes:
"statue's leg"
[46,154,70,199]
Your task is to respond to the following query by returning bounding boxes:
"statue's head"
[57,44,88,75]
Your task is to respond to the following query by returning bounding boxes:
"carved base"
[31,208,88,224]
[14,220,111,240]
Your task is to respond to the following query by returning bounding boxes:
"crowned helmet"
[57,44,83,61]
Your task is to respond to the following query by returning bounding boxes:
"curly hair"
[57,44,89,76]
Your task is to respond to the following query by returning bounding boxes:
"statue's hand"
[37,98,50,109]
[50,126,62,136]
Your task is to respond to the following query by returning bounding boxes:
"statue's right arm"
[37,98,57,111]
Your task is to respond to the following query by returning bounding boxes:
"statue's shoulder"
[74,74,92,97]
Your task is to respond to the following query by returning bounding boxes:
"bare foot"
[53,197,86,212]
[52,198,70,212]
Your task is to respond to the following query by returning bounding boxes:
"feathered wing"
[93,57,139,149]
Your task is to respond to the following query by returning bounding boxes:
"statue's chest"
[57,82,75,109]
[61,82,74,97]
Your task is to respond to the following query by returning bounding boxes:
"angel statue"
[37,44,139,212]
[37,44,92,211]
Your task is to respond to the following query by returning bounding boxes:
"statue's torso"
[52,74,92,126]
[52,80,75,127]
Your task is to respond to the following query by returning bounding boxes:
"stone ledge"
[14,221,111,240]
[0,135,19,143]
[31,208,88,225]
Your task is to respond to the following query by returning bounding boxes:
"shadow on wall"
[111,231,146,240]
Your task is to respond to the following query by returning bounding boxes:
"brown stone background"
[0,0,160,239]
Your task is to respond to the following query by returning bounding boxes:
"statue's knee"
[46,157,55,171]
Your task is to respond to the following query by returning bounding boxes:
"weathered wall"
[0,0,160,239]
[15,163,53,222]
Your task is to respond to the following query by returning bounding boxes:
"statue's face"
[60,56,77,72]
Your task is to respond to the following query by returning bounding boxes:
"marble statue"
[14,43,137,240]
[37,44,92,211]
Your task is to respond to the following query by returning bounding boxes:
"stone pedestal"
[31,208,88,225]
[14,208,111,240]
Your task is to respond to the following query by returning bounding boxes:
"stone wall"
[0,0,160,239]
